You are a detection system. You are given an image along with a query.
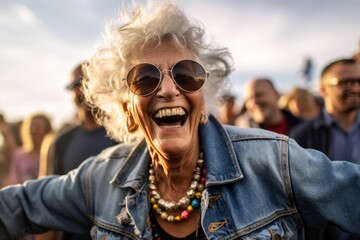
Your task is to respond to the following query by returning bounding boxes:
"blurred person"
[41,61,118,240]
[235,78,303,135]
[279,87,322,120]
[353,39,360,62]
[6,112,52,185]
[0,113,17,188]
[291,58,360,240]
[49,61,118,176]
[4,112,52,240]
[217,94,241,125]
[9,120,23,148]
[37,132,56,178]
[1,1,360,239]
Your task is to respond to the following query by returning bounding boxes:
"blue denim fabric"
[1,115,360,240]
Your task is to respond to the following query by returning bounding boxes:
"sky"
[0,0,359,128]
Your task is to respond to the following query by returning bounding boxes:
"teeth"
[154,107,185,118]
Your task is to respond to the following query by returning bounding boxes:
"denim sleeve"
[288,138,360,234]
[0,157,95,239]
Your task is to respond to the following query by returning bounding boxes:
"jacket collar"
[200,115,244,186]
[110,140,150,191]
[111,115,243,190]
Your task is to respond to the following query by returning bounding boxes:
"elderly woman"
[1,1,360,240]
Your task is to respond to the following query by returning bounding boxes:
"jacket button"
[209,197,216,207]
[272,233,281,240]
[269,228,282,240]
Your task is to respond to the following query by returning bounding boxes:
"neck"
[326,108,358,131]
[152,151,199,199]
[263,109,284,126]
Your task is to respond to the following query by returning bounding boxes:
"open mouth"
[153,107,188,127]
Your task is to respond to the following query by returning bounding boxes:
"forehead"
[133,41,195,67]
[246,80,274,94]
[324,64,360,79]
[30,117,48,128]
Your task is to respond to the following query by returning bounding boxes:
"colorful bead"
[195,192,202,199]
[160,212,168,220]
[180,210,190,220]
[148,149,206,223]
[187,205,194,212]
[198,183,205,192]
[191,199,200,209]
[167,215,175,222]
[156,208,162,215]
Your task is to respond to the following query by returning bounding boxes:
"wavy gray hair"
[83,1,233,143]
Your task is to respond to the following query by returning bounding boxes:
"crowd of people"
[217,56,360,240]
[0,62,118,240]
[0,1,359,240]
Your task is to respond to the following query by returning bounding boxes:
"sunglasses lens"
[126,63,161,95]
[172,60,206,92]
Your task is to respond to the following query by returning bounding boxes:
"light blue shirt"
[322,110,360,164]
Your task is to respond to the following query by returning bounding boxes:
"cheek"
[131,96,151,123]
[191,94,205,114]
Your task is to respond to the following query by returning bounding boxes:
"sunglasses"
[124,59,209,96]
[66,77,83,90]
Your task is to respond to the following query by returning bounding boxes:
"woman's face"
[126,42,205,158]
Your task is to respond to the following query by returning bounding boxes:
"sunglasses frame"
[124,59,209,96]
[326,77,360,89]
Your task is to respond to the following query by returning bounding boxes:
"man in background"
[291,58,360,240]
[235,78,303,135]
[43,62,118,240]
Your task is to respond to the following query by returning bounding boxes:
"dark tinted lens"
[338,78,360,88]
[127,63,161,95]
[172,60,206,92]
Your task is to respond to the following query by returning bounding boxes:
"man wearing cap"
[46,61,118,240]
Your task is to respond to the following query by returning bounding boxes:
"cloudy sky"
[0,0,359,127]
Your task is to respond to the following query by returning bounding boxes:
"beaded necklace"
[149,151,206,223]
[149,209,207,240]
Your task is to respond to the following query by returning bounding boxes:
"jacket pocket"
[241,218,293,240]
[90,225,137,240]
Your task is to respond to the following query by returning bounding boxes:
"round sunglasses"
[124,59,209,96]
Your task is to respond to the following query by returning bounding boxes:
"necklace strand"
[149,151,206,223]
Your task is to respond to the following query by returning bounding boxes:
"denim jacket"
[1,115,359,240]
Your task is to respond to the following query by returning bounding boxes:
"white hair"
[83,0,233,143]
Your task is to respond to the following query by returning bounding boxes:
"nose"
[156,70,180,98]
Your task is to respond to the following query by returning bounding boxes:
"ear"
[121,101,139,133]
[121,100,130,115]
[199,98,208,125]
[200,97,207,115]
[319,85,326,98]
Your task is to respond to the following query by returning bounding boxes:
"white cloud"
[12,3,38,25]
[0,3,98,127]
[0,0,359,124]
